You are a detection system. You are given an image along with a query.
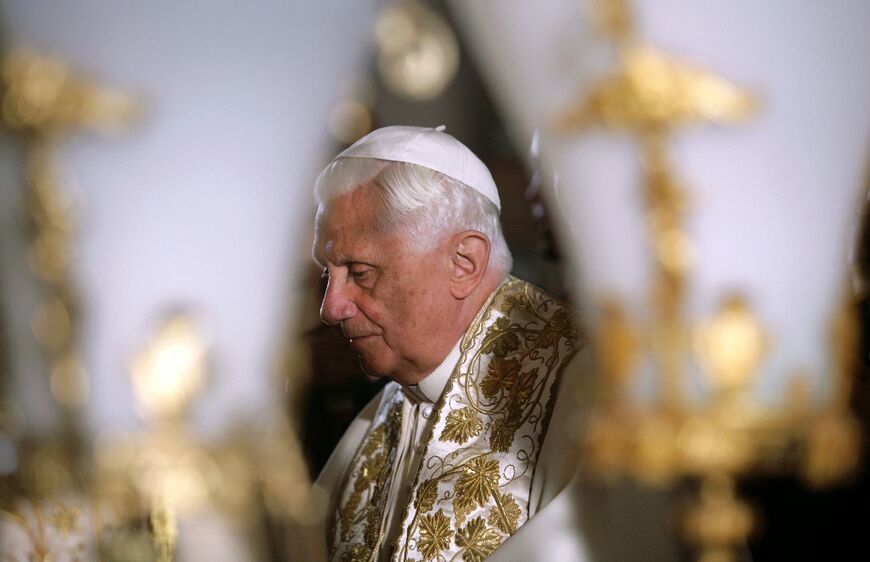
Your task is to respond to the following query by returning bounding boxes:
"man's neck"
[401,339,462,404]
[406,273,508,386]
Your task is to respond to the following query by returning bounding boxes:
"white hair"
[314,157,513,275]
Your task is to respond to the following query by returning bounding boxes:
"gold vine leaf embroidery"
[509,369,537,407]
[338,487,364,542]
[536,308,576,349]
[455,517,503,562]
[341,544,368,562]
[454,457,500,518]
[416,510,452,561]
[489,493,521,535]
[339,448,383,544]
[501,291,534,315]
[362,506,382,549]
[334,403,397,547]
[441,407,483,444]
[360,449,385,481]
[455,496,474,526]
[415,479,439,513]
[361,424,386,456]
[489,417,518,453]
[481,317,521,358]
[481,358,521,400]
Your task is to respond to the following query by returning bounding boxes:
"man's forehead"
[314,188,383,238]
[312,210,382,266]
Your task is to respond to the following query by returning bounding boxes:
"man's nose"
[320,278,358,326]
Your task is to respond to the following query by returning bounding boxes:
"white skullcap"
[333,125,501,211]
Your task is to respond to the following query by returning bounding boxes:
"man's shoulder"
[491,275,582,345]
[313,381,403,487]
[499,276,575,312]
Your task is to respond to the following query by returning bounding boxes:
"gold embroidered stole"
[329,386,405,562]
[328,278,579,562]
[392,278,579,561]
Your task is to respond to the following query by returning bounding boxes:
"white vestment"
[308,357,592,562]
[298,278,596,561]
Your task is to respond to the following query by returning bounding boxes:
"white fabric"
[381,340,460,554]
[333,125,502,210]
[307,346,593,561]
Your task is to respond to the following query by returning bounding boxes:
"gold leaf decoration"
[454,493,474,527]
[480,358,521,400]
[502,292,534,316]
[482,317,520,358]
[454,457,500,512]
[342,544,368,562]
[536,309,574,349]
[491,332,520,358]
[441,407,483,444]
[455,517,502,562]
[491,316,510,332]
[361,424,386,456]
[509,370,536,406]
[354,279,580,560]
[362,507,381,548]
[489,493,521,535]
[415,479,439,513]
[330,396,403,559]
[489,418,518,453]
[416,510,452,561]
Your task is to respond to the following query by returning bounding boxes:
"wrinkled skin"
[313,184,466,385]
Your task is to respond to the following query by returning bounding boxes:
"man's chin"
[357,357,390,382]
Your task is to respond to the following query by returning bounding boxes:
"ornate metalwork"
[556,2,860,560]
[0,48,136,561]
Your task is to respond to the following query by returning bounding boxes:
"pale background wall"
[0,0,379,438]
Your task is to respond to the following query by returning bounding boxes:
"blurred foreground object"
[453,0,870,560]
[1,48,137,562]
[0,46,137,438]
[375,0,459,100]
[1,1,378,559]
[95,312,321,561]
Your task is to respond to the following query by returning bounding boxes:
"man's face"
[312,184,457,385]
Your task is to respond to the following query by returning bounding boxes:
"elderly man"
[307,125,585,561]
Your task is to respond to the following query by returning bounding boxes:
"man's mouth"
[348,335,374,350]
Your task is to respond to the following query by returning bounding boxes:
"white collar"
[402,338,461,404]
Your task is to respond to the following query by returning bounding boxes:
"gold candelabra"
[0,48,137,561]
[0,49,322,561]
[1,46,137,460]
[556,2,860,560]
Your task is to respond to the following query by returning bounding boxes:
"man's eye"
[348,266,374,284]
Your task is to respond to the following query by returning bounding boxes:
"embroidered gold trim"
[393,278,581,561]
[416,510,451,561]
[330,278,580,561]
[329,387,404,561]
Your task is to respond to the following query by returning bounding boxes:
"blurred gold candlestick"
[557,1,861,560]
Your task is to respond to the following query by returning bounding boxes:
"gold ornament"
[555,2,861,560]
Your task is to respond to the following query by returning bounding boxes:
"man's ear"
[450,231,490,299]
